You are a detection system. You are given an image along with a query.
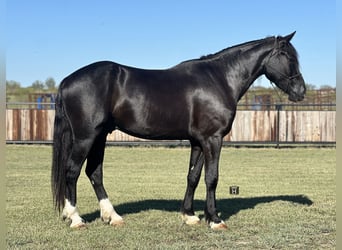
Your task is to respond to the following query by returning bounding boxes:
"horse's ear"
[283,31,296,42]
[276,31,296,48]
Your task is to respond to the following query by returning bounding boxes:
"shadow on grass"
[82,194,313,223]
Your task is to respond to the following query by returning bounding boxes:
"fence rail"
[6,103,336,146]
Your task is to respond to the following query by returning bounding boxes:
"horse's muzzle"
[288,94,305,102]
[288,82,306,102]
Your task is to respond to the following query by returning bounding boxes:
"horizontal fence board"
[6,109,336,143]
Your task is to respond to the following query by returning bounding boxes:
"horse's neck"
[224,43,273,102]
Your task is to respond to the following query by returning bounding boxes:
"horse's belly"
[116,117,190,140]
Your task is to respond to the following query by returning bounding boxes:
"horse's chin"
[288,94,304,102]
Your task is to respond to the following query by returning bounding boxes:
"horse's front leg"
[181,142,204,225]
[202,136,227,230]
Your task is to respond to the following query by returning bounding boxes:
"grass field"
[6,145,335,249]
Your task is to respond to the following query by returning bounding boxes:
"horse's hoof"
[110,219,125,227]
[101,217,110,224]
[181,214,201,225]
[70,221,87,229]
[209,221,228,230]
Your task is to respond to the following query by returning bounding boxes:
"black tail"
[51,90,73,212]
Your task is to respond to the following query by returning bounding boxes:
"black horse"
[52,32,305,230]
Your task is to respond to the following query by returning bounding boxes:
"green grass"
[6,145,335,249]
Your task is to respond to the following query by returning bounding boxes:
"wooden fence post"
[275,104,282,148]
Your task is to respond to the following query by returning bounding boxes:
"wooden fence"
[6,109,336,144]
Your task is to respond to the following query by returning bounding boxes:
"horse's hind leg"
[181,141,204,225]
[85,131,124,226]
[62,139,94,228]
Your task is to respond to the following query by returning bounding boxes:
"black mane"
[198,36,275,60]
[177,36,275,66]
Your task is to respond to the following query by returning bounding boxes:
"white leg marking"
[181,214,201,225]
[209,220,228,230]
[99,198,124,226]
[62,199,85,228]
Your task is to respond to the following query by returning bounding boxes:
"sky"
[6,0,336,88]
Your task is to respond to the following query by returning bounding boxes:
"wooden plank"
[6,109,13,140]
[20,110,29,140]
[321,111,335,142]
[47,111,55,140]
[12,110,21,140]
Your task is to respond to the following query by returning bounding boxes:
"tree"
[306,84,317,90]
[45,77,56,90]
[6,80,21,91]
[319,85,334,90]
[31,80,45,90]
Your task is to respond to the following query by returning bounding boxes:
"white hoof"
[181,214,201,225]
[101,212,124,226]
[209,220,228,230]
[100,198,124,226]
[70,220,87,229]
[62,199,86,229]
[109,217,125,227]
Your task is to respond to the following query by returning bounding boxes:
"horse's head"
[264,32,306,102]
